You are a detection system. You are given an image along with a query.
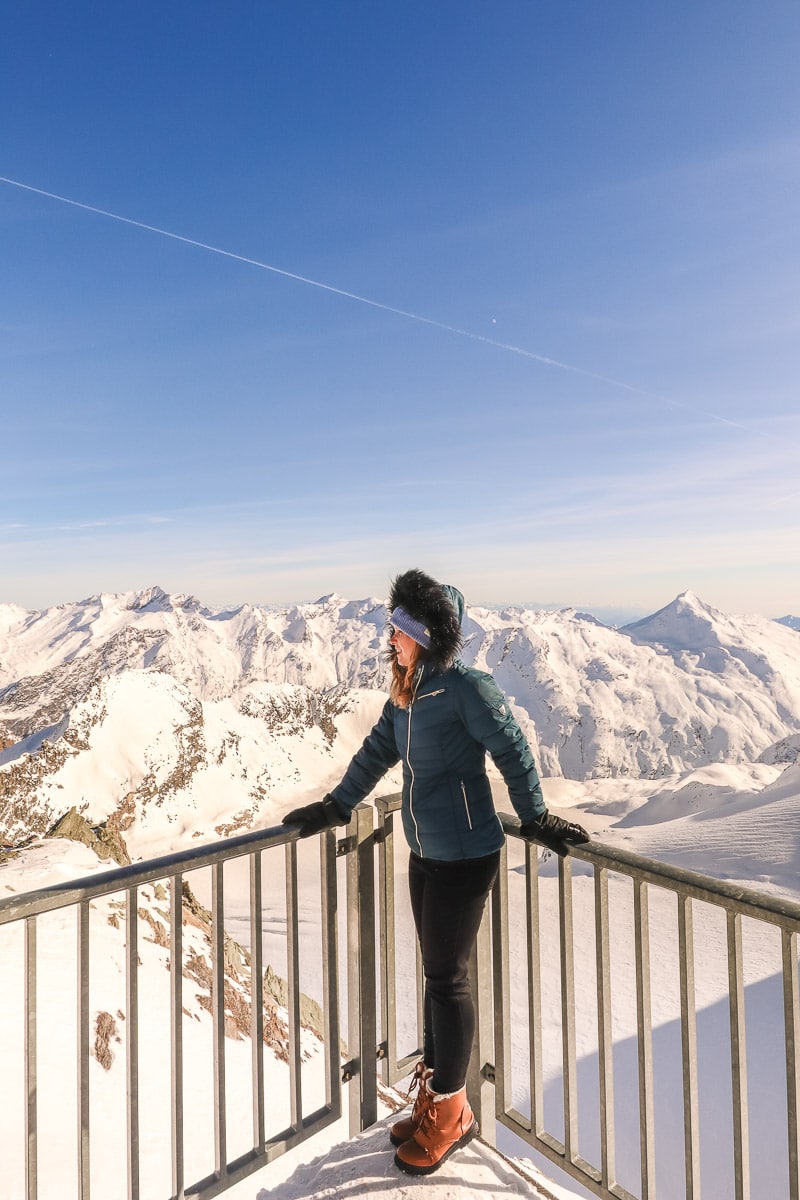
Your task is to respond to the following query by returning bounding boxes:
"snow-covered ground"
[248,1117,581,1200]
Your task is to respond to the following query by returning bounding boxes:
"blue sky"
[2,1,799,619]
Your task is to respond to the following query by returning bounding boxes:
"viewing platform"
[240,1114,580,1200]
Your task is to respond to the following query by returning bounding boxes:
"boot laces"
[417,1094,439,1133]
[405,1061,426,1104]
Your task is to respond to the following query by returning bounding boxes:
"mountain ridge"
[2,585,799,855]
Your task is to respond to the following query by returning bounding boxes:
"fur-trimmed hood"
[388,569,463,670]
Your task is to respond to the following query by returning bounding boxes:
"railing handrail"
[495,812,800,928]
[0,821,299,925]
[8,803,798,929]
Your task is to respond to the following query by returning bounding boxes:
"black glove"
[519,811,590,857]
[282,794,349,839]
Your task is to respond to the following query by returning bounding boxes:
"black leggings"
[408,849,501,1095]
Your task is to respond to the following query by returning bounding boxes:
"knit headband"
[389,606,431,649]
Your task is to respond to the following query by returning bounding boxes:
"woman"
[283,568,589,1175]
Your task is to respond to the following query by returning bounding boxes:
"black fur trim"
[388,569,462,669]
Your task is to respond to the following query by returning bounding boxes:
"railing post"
[595,866,616,1193]
[467,889,496,1145]
[678,895,701,1200]
[125,888,139,1200]
[249,851,265,1153]
[345,803,378,1134]
[320,829,342,1114]
[285,841,303,1131]
[634,879,655,1200]
[728,911,751,1200]
[24,916,38,1200]
[376,800,397,1084]
[211,863,227,1181]
[782,929,800,1200]
[77,901,90,1200]
[491,843,512,1132]
[559,855,578,1163]
[169,875,184,1200]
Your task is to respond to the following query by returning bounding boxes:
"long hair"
[388,639,425,708]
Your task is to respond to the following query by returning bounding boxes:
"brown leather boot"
[389,1062,432,1146]
[394,1084,478,1175]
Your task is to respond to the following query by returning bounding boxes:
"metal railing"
[0,824,343,1200]
[375,797,800,1200]
[2,796,800,1200]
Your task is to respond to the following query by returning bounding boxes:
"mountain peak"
[125,586,202,614]
[667,590,719,619]
[622,591,723,654]
[126,585,172,612]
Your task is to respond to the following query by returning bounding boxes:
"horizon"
[1,578,796,627]
[3,2,799,617]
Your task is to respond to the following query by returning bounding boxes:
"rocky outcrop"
[264,962,329,1043]
[144,880,326,1057]
[46,806,132,866]
[94,1011,122,1070]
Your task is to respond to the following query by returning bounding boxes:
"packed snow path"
[252,1116,580,1200]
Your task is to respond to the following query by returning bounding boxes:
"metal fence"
[2,796,800,1200]
[374,796,800,1200]
[483,815,800,1200]
[0,824,343,1200]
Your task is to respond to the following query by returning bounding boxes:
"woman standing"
[283,569,589,1175]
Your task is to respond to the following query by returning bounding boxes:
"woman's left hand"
[282,795,349,838]
[519,812,589,857]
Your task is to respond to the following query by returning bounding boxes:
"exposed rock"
[758,734,800,766]
[264,962,329,1044]
[138,905,170,946]
[0,741,62,844]
[237,686,353,745]
[177,880,322,1055]
[94,1011,121,1070]
[46,806,131,866]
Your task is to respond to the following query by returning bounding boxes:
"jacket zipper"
[407,667,423,856]
[460,781,473,830]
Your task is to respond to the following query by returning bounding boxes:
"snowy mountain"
[1,585,799,858]
[776,614,800,631]
[0,585,387,736]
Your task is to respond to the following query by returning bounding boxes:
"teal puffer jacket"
[329,659,546,861]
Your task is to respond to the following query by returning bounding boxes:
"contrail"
[0,174,761,434]
[0,175,646,388]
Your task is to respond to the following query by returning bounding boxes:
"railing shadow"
[538,974,790,1200]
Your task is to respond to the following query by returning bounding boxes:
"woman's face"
[390,627,417,668]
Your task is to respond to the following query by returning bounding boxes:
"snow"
[2,585,800,857]
[245,1118,575,1200]
[1,585,800,1199]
